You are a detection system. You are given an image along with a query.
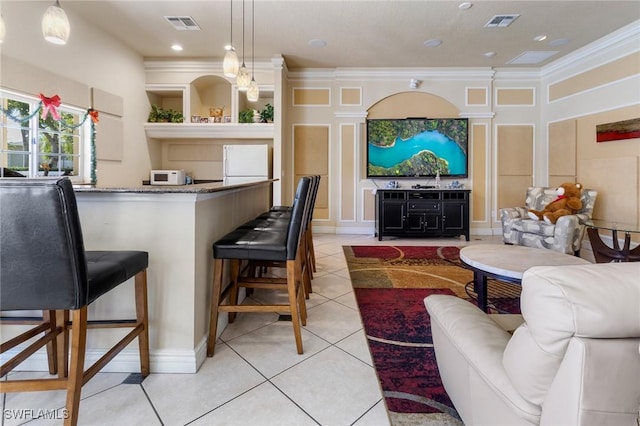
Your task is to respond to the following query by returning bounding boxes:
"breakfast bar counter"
[69,179,274,373]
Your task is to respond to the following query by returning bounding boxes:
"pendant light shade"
[42,0,70,45]
[246,0,259,102]
[236,63,250,91]
[247,78,259,102]
[0,14,6,43]
[223,48,239,77]
[222,0,239,77]
[236,0,250,91]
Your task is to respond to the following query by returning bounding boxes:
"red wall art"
[596,117,640,143]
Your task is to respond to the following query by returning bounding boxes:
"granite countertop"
[73,178,276,194]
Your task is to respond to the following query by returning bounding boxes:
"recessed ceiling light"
[533,35,547,42]
[308,39,327,48]
[484,51,497,58]
[423,39,442,47]
[549,38,570,47]
[171,44,183,51]
[458,2,472,10]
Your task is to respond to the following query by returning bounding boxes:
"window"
[0,90,89,182]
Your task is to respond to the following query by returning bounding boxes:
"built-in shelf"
[144,123,275,139]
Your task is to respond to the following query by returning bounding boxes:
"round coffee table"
[460,244,591,312]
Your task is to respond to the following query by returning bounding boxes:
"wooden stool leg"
[207,258,224,357]
[43,310,58,375]
[228,259,240,323]
[56,310,69,379]
[135,269,150,377]
[64,307,88,426]
[287,260,304,354]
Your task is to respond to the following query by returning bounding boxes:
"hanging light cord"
[229,0,233,48]
[251,0,255,76]
[241,0,245,64]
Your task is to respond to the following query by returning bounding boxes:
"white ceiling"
[3,1,640,70]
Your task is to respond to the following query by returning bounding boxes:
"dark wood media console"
[375,188,471,241]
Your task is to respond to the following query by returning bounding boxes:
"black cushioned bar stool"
[240,175,320,296]
[259,176,320,275]
[0,178,150,426]
[207,176,311,357]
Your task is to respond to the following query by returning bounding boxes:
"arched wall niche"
[367,91,460,118]
[190,75,232,118]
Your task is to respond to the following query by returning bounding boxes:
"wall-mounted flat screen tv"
[366,118,468,178]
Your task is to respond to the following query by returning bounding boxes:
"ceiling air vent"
[484,14,520,28]
[165,16,200,31]
[507,51,559,65]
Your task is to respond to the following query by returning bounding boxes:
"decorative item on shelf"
[252,109,261,123]
[147,104,184,123]
[435,169,441,189]
[42,0,70,45]
[223,115,232,123]
[209,107,224,120]
[191,115,201,123]
[259,103,274,123]
[238,108,254,123]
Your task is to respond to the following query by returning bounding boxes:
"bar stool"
[207,176,311,356]
[236,175,320,297]
[0,178,150,426]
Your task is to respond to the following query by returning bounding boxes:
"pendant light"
[235,0,251,91]
[42,0,70,45]
[0,14,6,44]
[246,0,259,102]
[222,0,239,77]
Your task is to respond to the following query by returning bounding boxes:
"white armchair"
[425,262,640,426]
[500,186,597,255]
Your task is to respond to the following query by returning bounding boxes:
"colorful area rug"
[343,245,521,426]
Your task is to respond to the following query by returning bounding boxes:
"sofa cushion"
[502,262,640,406]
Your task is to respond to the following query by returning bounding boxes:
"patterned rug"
[343,245,521,426]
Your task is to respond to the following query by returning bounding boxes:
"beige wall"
[0,1,151,188]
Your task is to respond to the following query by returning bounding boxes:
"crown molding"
[288,67,495,81]
[541,19,640,78]
[144,59,277,73]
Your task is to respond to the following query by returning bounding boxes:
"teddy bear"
[527,182,584,224]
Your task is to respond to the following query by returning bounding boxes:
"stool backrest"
[0,178,88,310]
[286,177,311,260]
[304,175,320,229]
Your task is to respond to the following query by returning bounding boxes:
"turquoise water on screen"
[368,130,466,174]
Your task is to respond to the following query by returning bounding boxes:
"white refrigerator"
[223,144,270,184]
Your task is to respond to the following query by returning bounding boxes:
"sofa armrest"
[425,295,540,423]
[500,207,528,221]
[551,214,585,253]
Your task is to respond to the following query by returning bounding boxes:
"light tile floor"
[2,233,504,426]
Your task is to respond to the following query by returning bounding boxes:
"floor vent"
[485,14,520,28]
[278,315,292,322]
[164,16,200,31]
[122,373,146,384]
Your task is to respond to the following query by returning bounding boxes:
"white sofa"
[425,262,640,425]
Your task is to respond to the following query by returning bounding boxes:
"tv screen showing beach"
[366,118,468,178]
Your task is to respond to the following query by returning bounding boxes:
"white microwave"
[150,170,186,185]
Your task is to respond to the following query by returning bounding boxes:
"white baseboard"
[0,339,211,375]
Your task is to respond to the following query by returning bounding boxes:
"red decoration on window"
[88,109,99,124]
[39,93,61,121]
